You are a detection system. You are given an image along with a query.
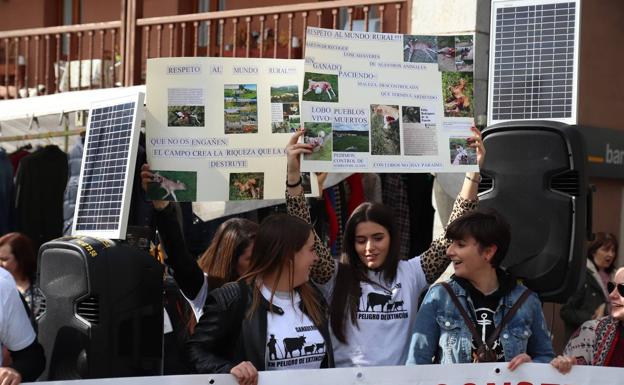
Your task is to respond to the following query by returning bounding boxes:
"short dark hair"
[446,208,511,268]
[588,232,618,273]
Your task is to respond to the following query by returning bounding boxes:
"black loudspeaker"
[36,237,164,380]
[479,121,590,303]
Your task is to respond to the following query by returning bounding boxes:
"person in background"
[187,214,334,385]
[407,209,554,369]
[560,232,618,340]
[0,233,45,319]
[552,266,624,372]
[0,267,45,385]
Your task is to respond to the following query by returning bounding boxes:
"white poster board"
[145,57,317,202]
[301,27,477,173]
[29,363,621,385]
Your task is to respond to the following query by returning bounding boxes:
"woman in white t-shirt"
[284,127,484,367]
[187,213,334,385]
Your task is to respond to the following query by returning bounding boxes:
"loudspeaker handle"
[586,184,595,241]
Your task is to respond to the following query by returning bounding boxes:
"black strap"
[440,282,532,349]
[486,288,531,346]
[440,282,481,344]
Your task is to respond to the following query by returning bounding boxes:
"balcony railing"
[0,0,411,99]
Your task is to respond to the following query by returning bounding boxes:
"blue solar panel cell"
[490,0,578,123]
[73,96,142,238]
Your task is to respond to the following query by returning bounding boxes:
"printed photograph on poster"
[303,122,332,161]
[289,116,301,131]
[272,115,301,133]
[301,172,312,194]
[402,106,421,123]
[270,85,299,103]
[168,106,204,127]
[272,104,300,133]
[455,35,474,72]
[302,73,339,102]
[333,122,369,152]
[224,84,258,134]
[147,170,197,202]
[370,104,400,155]
[437,36,456,72]
[283,103,300,120]
[449,138,477,166]
[403,35,438,63]
[442,72,473,118]
[229,172,264,200]
[167,88,205,127]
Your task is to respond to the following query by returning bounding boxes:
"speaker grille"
[550,170,580,196]
[76,296,99,325]
[478,174,493,194]
[37,296,47,319]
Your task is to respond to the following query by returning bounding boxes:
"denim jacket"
[406,279,554,365]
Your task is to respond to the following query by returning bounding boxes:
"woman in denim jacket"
[406,209,554,369]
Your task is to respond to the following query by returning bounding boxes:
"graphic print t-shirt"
[470,293,505,362]
[261,286,325,370]
[318,257,428,367]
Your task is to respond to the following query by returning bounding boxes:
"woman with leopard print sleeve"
[285,126,484,367]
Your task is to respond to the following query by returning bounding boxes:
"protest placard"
[145,57,317,202]
[30,363,620,385]
[301,27,477,173]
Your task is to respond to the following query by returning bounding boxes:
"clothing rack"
[0,128,85,152]
[0,128,85,142]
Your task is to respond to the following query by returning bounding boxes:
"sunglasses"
[607,281,624,297]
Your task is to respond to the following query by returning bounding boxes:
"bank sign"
[581,125,624,179]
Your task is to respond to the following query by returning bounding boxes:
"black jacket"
[560,260,609,339]
[15,145,68,249]
[187,280,334,373]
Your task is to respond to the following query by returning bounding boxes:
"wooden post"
[125,0,143,85]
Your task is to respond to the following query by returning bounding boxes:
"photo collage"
[403,34,476,165]
[162,80,305,201]
[301,101,444,161]
[271,85,300,133]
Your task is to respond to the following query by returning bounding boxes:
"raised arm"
[420,126,484,283]
[285,130,335,284]
[141,164,204,299]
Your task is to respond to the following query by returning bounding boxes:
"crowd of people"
[1,128,623,385]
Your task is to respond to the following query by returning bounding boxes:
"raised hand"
[140,163,169,211]
[285,129,313,194]
[467,124,486,168]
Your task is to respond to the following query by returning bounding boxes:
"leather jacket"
[187,280,334,373]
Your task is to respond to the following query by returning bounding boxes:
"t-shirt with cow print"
[317,257,428,367]
[261,285,326,370]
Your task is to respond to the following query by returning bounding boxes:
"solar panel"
[488,0,580,124]
[72,92,144,239]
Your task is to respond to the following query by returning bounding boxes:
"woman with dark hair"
[187,214,333,385]
[407,209,554,368]
[284,127,484,367]
[141,165,258,320]
[560,232,618,340]
[0,232,44,318]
